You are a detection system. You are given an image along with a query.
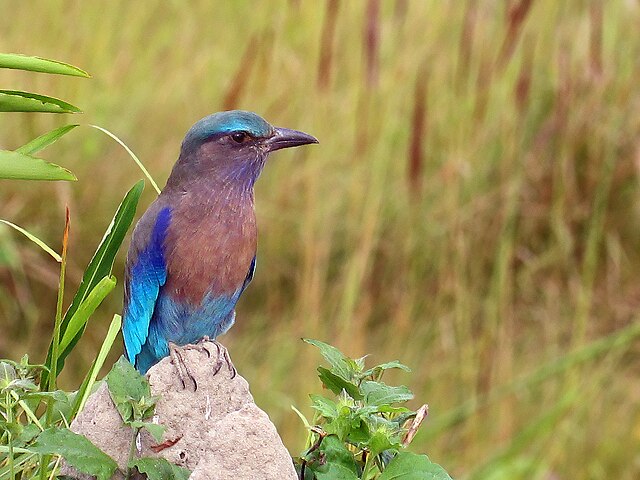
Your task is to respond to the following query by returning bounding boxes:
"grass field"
[1,1,640,478]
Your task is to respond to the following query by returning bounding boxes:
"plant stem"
[124,427,141,480]
[5,391,15,480]
[362,450,374,480]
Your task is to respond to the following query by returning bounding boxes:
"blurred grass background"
[1,0,640,478]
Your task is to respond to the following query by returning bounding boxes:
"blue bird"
[122,111,317,378]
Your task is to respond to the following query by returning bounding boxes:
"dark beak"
[265,127,318,152]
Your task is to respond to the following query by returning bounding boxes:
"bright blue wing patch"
[122,207,171,366]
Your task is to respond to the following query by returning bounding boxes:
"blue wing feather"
[122,207,171,365]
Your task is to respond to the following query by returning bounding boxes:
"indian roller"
[122,110,317,378]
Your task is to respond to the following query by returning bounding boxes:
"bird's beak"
[265,127,319,152]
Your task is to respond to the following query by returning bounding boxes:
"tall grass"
[1,1,639,478]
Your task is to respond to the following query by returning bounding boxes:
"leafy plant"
[0,355,118,480]
[105,357,190,480]
[0,180,140,478]
[295,339,451,480]
[0,53,87,182]
[0,52,149,479]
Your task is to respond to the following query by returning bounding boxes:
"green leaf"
[363,361,411,378]
[105,356,153,423]
[0,53,89,77]
[16,124,79,156]
[3,378,38,393]
[308,435,359,480]
[304,338,354,380]
[29,427,117,480]
[16,423,39,444]
[0,150,76,181]
[0,90,81,113]
[130,421,165,443]
[310,394,339,419]
[42,180,144,385]
[58,275,117,353]
[0,361,17,388]
[317,367,362,399]
[0,219,61,261]
[360,381,414,406]
[72,314,122,417]
[25,389,75,424]
[379,452,452,480]
[129,457,191,480]
[316,462,360,480]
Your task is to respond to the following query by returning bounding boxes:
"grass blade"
[0,53,89,77]
[71,314,122,417]
[0,219,61,262]
[0,150,76,181]
[90,125,160,194]
[16,125,79,156]
[58,275,117,355]
[41,181,144,386]
[0,90,82,113]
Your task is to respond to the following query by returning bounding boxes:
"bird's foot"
[211,341,236,379]
[181,337,236,379]
[168,342,198,391]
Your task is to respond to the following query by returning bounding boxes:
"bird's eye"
[231,132,248,143]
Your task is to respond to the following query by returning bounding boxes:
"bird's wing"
[122,206,171,365]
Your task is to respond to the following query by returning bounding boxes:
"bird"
[122,110,318,380]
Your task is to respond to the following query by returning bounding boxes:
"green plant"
[294,339,451,480]
[0,52,148,479]
[104,357,190,480]
[0,181,140,478]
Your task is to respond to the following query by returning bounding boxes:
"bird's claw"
[209,341,236,379]
[179,337,236,380]
[169,342,198,391]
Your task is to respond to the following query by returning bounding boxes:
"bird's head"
[169,110,318,188]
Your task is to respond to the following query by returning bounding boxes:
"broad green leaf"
[363,360,411,378]
[0,150,76,181]
[316,462,360,480]
[25,390,75,424]
[105,356,152,423]
[360,381,414,406]
[307,435,359,480]
[365,417,403,456]
[0,90,81,113]
[42,180,144,385]
[304,338,354,380]
[58,275,117,353]
[130,420,165,443]
[317,367,362,400]
[129,458,191,480]
[16,423,40,445]
[0,361,17,388]
[29,427,117,480]
[16,124,79,156]
[0,219,61,261]
[0,53,89,77]
[3,378,38,392]
[72,314,122,417]
[379,452,452,480]
[324,413,358,443]
[310,394,339,419]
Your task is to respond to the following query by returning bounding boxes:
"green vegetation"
[1,2,639,478]
[295,339,450,479]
